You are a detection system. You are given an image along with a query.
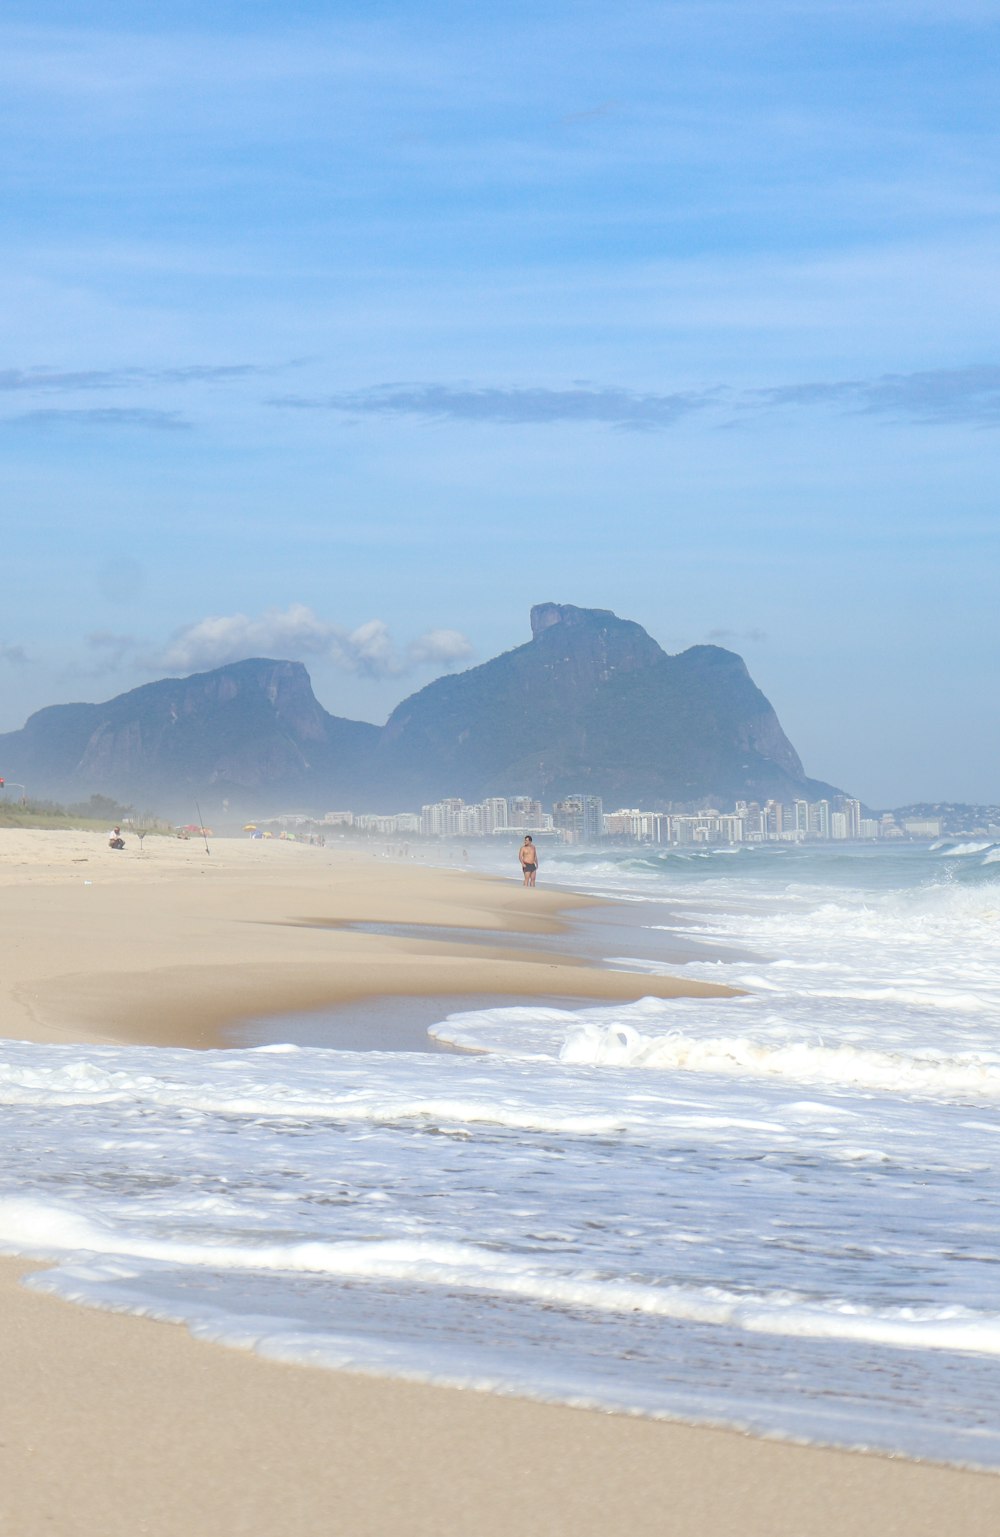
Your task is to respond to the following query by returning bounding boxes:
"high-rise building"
[811,799,831,839]
[552,794,604,843]
[482,798,509,833]
[420,802,445,836]
[604,809,643,838]
[742,802,765,841]
[843,798,862,838]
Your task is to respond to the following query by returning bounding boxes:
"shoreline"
[0,828,734,1051]
[2,827,999,1534]
[5,1249,1000,1537]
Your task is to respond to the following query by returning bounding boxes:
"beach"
[0,828,729,1050]
[2,828,1000,1535]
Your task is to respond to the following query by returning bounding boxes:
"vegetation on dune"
[0,793,169,833]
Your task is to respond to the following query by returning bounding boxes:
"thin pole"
[194,800,211,855]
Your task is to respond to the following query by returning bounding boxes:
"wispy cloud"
[271,364,1000,434]
[8,407,191,430]
[56,631,144,683]
[0,643,29,665]
[0,362,295,393]
[271,383,716,431]
[557,101,621,127]
[85,632,139,673]
[153,604,474,680]
[755,365,1000,425]
[0,24,435,143]
[707,627,768,643]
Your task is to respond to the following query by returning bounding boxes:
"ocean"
[3,840,1000,1468]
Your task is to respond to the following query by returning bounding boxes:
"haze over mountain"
[0,605,840,817]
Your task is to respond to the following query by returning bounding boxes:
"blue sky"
[2,0,999,805]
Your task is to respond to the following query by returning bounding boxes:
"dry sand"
[0,827,730,1048]
[1,826,998,1536]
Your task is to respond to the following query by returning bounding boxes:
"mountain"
[0,659,377,815]
[370,603,836,808]
[0,605,839,816]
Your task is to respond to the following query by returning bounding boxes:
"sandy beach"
[2,827,999,1535]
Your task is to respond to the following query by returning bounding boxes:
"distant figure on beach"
[108,827,125,850]
[519,835,538,887]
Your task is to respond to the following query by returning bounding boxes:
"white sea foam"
[559,1021,1000,1097]
[432,989,1000,1102]
[9,1195,1000,1359]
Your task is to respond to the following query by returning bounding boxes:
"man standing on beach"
[519,835,538,887]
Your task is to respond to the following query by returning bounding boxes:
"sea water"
[3,841,1000,1466]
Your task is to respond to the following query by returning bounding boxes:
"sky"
[2,0,999,807]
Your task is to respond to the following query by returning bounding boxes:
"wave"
[0,1052,624,1135]
[562,839,1000,903]
[425,992,1000,1103]
[7,1196,1000,1360]
[557,1021,1000,1099]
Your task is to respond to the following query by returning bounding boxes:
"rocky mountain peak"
[529,602,616,638]
[527,602,665,680]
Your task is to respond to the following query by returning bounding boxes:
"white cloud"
[338,619,398,678]
[155,604,473,680]
[408,628,475,666]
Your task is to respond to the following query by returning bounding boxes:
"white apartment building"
[844,799,862,837]
[482,798,509,833]
[811,800,831,839]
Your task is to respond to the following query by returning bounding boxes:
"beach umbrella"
[243,824,257,831]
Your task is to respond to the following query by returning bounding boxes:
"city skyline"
[2,3,999,805]
[308,791,961,844]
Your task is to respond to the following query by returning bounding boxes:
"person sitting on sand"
[518,835,538,887]
[108,827,125,850]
